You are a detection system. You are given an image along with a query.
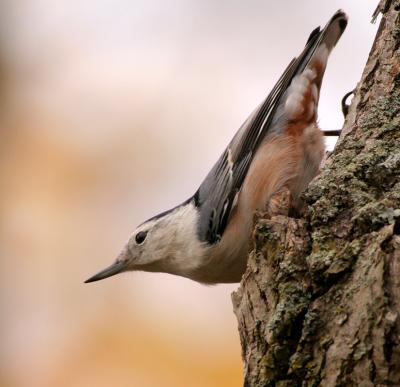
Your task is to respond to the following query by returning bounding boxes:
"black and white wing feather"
[193,60,296,244]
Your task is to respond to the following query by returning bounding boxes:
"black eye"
[135,231,148,245]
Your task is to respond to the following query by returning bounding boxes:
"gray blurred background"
[1,1,378,386]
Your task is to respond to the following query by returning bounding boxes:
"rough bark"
[232,1,400,386]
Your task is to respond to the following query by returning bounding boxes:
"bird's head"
[84,200,203,283]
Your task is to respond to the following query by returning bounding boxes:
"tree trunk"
[232,1,400,386]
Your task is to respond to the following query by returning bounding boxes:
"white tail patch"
[312,43,329,69]
[311,83,319,102]
[284,68,317,120]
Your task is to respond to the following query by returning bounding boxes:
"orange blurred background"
[1,1,378,386]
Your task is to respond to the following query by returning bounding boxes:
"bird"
[85,10,348,285]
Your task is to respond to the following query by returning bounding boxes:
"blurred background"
[1,1,378,386]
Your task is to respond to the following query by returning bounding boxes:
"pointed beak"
[84,260,128,283]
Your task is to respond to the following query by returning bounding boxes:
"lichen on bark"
[232,1,400,386]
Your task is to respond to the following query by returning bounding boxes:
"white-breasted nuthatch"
[85,10,347,285]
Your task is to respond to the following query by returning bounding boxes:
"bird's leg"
[341,89,355,118]
[322,129,342,136]
[321,89,355,137]
[267,188,292,217]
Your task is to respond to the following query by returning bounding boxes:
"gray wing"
[194,25,327,245]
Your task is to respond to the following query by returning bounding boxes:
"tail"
[280,10,348,123]
[297,10,348,79]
